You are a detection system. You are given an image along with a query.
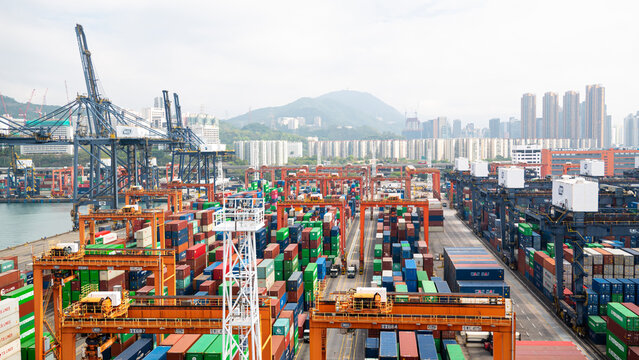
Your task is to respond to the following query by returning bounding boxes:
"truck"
[347,265,357,278]
[330,265,340,278]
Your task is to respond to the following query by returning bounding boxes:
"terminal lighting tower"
[213,197,264,360]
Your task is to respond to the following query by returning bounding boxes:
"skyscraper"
[452,119,461,138]
[563,91,580,139]
[489,118,500,138]
[542,92,559,138]
[521,93,536,139]
[624,113,639,147]
[585,84,605,145]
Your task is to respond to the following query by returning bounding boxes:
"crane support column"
[308,327,326,360]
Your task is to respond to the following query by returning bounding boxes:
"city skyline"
[1,1,639,128]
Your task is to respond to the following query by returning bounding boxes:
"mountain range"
[224,90,405,134]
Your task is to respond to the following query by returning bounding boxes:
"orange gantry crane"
[168,180,216,199]
[244,165,311,187]
[33,247,176,360]
[561,163,580,175]
[315,164,370,178]
[283,174,366,200]
[370,175,410,200]
[124,187,183,213]
[58,296,273,360]
[309,291,516,360]
[359,199,429,272]
[405,166,441,200]
[52,165,85,197]
[376,164,405,177]
[276,199,348,266]
[78,208,167,248]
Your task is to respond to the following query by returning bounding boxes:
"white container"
[55,242,79,253]
[498,167,525,189]
[99,270,125,282]
[323,212,333,223]
[0,313,18,334]
[199,143,226,152]
[0,326,19,350]
[579,159,605,177]
[552,176,598,212]
[0,300,18,321]
[134,227,152,240]
[355,287,387,302]
[0,339,20,360]
[86,291,122,307]
[136,237,152,248]
[470,161,489,178]
[414,253,423,269]
[635,156,639,169]
[101,232,117,244]
[116,125,148,139]
[454,157,470,171]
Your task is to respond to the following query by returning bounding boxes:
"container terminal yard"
[1,24,639,360]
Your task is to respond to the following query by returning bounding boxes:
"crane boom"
[162,90,172,133]
[75,24,101,102]
[173,93,182,127]
[0,92,7,115]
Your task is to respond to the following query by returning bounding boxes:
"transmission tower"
[213,197,264,360]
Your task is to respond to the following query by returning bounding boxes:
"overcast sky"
[1,1,638,127]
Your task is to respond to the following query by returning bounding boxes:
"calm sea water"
[0,203,75,248]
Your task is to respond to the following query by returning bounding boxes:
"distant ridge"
[224,90,404,134]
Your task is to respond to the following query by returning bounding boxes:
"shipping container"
[379,331,398,360]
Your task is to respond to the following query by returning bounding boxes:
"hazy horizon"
[1,1,638,128]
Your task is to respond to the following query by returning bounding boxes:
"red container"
[160,334,183,347]
[284,244,298,261]
[268,281,286,299]
[398,331,418,360]
[629,347,639,360]
[0,280,23,296]
[288,285,304,304]
[0,271,19,288]
[176,265,191,279]
[264,244,280,259]
[167,334,201,360]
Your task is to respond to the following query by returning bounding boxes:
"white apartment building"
[307,138,596,162]
[190,124,220,144]
[234,140,303,166]
[21,121,74,155]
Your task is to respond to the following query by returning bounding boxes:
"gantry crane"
[405,166,441,200]
[310,291,516,360]
[370,175,410,200]
[283,174,366,200]
[57,295,273,360]
[77,208,166,248]
[33,247,176,359]
[358,199,430,273]
[124,187,183,213]
[244,165,311,187]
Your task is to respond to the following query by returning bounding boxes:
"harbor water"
[0,203,74,247]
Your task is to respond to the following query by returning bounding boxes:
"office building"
[489,118,500,138]
[543,92,559,138]
[521,93,536,139]
[21,120,74,155]
[585,84,605,145]
[563,91,580,139]
[452,119,462,138]
[624,113,639,147]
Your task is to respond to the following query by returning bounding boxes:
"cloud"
[1,0,638,127]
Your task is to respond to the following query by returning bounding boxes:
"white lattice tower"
[213,197,264,360]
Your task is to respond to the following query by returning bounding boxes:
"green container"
[392,263,401,272]
[275,271,283,281]
[186,334,218,360]
[446,344,466,360]
[309,228,321,240]
[2,284,34,304]
[395,284,408,293]
[273,318,290,335]
[416,271,429,281]
[518,223,532,236]
[600,304,608,316]
[304,263,318,282]
[0,260,14,273]
[608,302,639,331]
[373,260,382,272]
[257,259,274,278]
[276,228,289,241]
[301,249,310,259]
[612,294,624,303]
[421,281,437,293]
[310,247,321,258]
[588,315,606,333]
[607,330,628,360]
[274,254,284,270]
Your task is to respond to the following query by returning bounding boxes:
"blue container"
[287,271,303,292]
[316,258,326,280]
[592,278,611,295]
[114,338,152,360]
[598,293,611,305]
[379,331,398,360]
[143,346,170,360]
[434,281,451,293]
[586,289,599,306]
[441,339,457,354]
[365,337,379,358]
[406,281,418,292]
[416,333,438,360]
[606,278,623,295]
[403,260,417,281]
[587,304,599,315]
[456,280,510,298]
